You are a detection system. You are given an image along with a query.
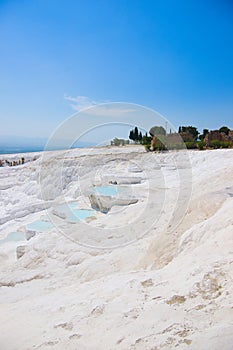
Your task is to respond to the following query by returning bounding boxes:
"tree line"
[126,125,233,151]
[110,124,233,150]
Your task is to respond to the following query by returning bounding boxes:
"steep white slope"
[0,147,233,350]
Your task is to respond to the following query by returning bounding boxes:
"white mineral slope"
[0,147,233,350]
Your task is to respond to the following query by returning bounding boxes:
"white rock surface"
[89,193,138,213]
[0,146,233,349]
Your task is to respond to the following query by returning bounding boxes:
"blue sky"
[0,0,233,142]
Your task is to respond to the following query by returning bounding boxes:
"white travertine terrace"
[0,146,233,349]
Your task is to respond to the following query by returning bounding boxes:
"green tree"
[129,126,141,143]
[138,131,142,143]
[178,126,199,141]
[149,126,166,137]
[219,126,230,135]
[199,128,209,140]
[134,127,139,141]
[197,140,205,150]
[129,129,134,141]
[141,134,152,145]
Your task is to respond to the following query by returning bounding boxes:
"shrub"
[167,142,185,150]
[145,144,151,152]
[141,135,152,145]
[209,140,233,149]
[111,138,129,146]
[185,141,197,149]
[219,141,232,148]
[197,140,205,150]
[151,137,167,151]
[210,140,220,149]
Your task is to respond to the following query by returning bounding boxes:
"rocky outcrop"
[151,133,185,150]
[25,230,36,240]
[16,245,27,259]
[228,130,233,139]
[204,130,233,146]
[205,131,227,145]
[88,193,138,213]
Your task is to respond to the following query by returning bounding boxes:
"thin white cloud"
[64,95,136,116]
[84,105,136,116]
[64,95,98,111]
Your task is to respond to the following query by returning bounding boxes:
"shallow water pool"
[0,231,25,244]
[94,185,122,196]
[27,220,54,232]
[55,202,95,223]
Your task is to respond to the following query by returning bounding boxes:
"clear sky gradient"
[0,0,233,141]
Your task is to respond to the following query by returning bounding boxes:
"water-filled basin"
[0,231,25,244]
[55,202,95,223]
[94,185,122,196]
[27,220,54,232]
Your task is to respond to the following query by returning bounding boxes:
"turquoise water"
[94,185,121,196]
[0,231,25,244]
[68,209,94,222]
[27,220,54,232]
[0,142,97,155]
[56,202,94,223]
